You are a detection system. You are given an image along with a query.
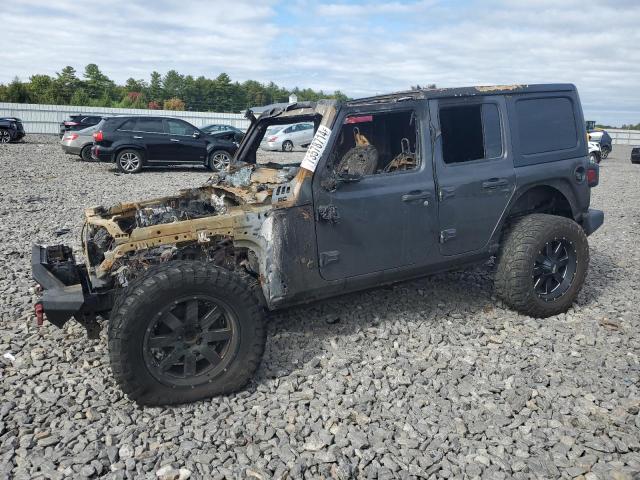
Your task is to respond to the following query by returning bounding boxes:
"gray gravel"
[0,135,639,479]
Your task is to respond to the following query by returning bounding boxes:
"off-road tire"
[108,261,266,405]
[282,140,294,152]
[495,214,589,318]
[116,149,144,174]
[80,144,93,162]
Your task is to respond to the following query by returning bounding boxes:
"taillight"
[67,133,79,141]
[64,121,79,126]
[586,166,599,187]
[267,136,278,142]
[93,131,104,142]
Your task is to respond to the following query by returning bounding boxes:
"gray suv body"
[32,83,603,405]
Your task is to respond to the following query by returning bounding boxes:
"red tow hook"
[35,302,45,327]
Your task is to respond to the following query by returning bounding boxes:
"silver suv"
[261,122,314,151]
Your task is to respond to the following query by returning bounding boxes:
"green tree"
[28,74,56,103]
[148,71,163,103]
[163,70,184,100]
[84,63,116,103]
[53,66,80,104]
[6,77,30,103]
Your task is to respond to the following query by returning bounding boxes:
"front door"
[429,97,515,256]
[163,118,208,163]
[314,103,440,281]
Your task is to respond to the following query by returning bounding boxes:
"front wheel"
[495,214,589,318]
[601,146,611,160]
[108,262,266,405]
[0,129,11,143]
[589,152,600,164]
[116,149,143,173]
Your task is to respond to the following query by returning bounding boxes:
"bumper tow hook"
[35,303,45,327]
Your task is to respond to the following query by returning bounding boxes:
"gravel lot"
[0,136,639,480]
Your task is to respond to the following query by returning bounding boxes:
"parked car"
[588,141,601,164]
[59,114,103,138]
[201,124,244,135]
[588,129,612,159]
[631,147,640,164]
[261,122,314,151]
[33,84,603,405]
[60,125,98,161]
[0,117,25,143]
[91,116,238,173]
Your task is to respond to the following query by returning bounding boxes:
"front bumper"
[32,244,112,331]
[581,208,604,236]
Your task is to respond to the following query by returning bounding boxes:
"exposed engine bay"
[82,163,297,288]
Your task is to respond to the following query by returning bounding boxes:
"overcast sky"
[1,0,639,125]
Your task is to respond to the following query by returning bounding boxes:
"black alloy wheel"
[143,295,239,387]
[532,238,577,302]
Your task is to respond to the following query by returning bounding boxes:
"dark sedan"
[59,114,103,138]
[632,147,640,164]
[0,117,26,143]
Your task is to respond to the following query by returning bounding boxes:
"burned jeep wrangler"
[33,84,603,405]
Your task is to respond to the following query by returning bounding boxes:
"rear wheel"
[282,140,294,152]
[116,149,143,173]
[208,150,231,171]
[108,261,266,405]
[0,129,10,143]
[495,214,589,318]
[601,146,611,160]
[80,144,93,162]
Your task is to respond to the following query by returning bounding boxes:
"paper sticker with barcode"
[300,125,332,172]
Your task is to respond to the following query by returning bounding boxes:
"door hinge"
[439,229,457,243]
[319,250,340,267]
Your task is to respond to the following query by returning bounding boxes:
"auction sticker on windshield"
[300,125,332,172]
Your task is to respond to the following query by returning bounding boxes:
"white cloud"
[0,0,639,124]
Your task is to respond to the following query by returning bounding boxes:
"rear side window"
[165,119,196,136]
[118,119,137,131]
[516,97,577,154]
[136,118,164,133]
[440,103,503,164]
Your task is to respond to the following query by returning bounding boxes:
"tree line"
[0,64,350,112]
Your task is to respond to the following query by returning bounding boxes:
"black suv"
[91,116,240,173]
[59,114,103,138]
[0,117,26,143]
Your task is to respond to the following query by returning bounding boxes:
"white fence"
[0,102,250,134]
[608,129,640,146]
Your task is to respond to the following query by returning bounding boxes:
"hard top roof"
[348,83,576,106]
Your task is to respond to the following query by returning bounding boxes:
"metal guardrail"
[608,129,640,146]
[0,102,251,134]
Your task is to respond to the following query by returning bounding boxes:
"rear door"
[429,96,515,255]
[163,119,208,163]
[133,117,166,161]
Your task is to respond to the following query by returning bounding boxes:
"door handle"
[170,138,180,143]
[482,178,509,189]
[133,135,143,139]
[402,191,431,202]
